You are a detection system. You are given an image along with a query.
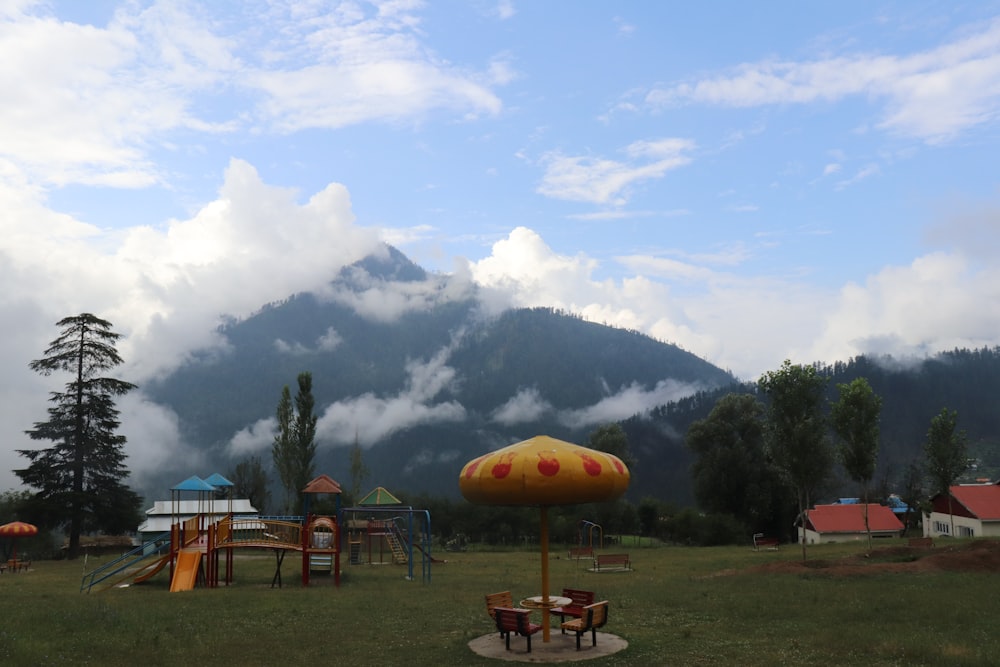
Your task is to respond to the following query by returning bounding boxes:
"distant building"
[797,503,904,544]
[137,499,258,542]
[924,482,1000,539]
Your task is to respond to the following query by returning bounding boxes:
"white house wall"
[924,511,1000,538]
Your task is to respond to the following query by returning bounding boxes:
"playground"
[80,473,435,593]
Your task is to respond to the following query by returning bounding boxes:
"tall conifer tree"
[17,313,141,559]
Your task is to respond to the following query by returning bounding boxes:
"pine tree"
[16,314,141,559]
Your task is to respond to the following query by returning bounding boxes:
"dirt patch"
[742,539,1000,577]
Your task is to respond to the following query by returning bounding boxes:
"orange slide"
[133,554,171,584]
[169,549,202,592]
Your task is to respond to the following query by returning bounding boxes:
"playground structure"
[80,475,435,593]
[341,486,438,581]
[578,520,604,551]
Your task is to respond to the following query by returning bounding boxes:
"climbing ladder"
[386,525,407,564]
[349,539,363,565]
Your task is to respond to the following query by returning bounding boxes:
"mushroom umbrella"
[459,435,630,642]
[0,521,39,563]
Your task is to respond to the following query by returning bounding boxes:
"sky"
[3,0,1000,493]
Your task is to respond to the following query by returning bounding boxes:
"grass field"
[1,538,997,666]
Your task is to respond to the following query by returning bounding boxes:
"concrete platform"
[468,631,627,663]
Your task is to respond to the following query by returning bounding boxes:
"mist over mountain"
[141,246,1000,509]
[143,246,736,506]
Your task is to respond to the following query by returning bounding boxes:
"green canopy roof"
[357,486,402,506]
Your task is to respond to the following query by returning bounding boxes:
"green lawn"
[1,539,996,666]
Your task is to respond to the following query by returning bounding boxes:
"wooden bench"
[594,553,630,571]
[908,537,934,548]
[493,607,542,653]
[6,559,30,573]
[568,546,594,560]
[561,600,609,650]
[753,534,780,551]
[549,588,595,631]
[485,591,518,618]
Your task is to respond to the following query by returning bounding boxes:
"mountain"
[143,246,1000,510]
[144,246,737,506]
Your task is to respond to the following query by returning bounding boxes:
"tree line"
[2,315,978,561]
[687,360,968,559]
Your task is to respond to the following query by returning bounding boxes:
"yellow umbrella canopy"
[459,435,630,643]
[0,521,38,562]
[459,434,630,506]
[0,521,38,537]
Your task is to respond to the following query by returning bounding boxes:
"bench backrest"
[562,588,595,606]
[582,601,609,628]
[494,607,531,634]
[486,591,513,618]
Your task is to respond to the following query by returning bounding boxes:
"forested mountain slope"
[144,246,736,503]
[623,348,1000,507]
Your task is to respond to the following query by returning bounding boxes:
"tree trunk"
[799,491,808,562]
[947,493,955,537]
[863,483,871,554]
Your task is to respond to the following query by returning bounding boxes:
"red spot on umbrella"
[537,453,560,476]
[492,452,516,479]
[579,453,602,476]
[464,454,487,479]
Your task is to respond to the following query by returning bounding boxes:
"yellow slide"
[169,549,202,592]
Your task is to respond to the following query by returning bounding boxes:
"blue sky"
[2,1,1000,490]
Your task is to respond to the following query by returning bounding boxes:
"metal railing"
[79,532,171,593]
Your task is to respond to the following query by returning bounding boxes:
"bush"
[663,508,746,546]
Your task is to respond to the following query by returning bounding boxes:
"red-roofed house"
[797,503,904,544]
[924,482,1000,539]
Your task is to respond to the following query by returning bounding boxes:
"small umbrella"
[459,435,630,642]
[0,521,39,562]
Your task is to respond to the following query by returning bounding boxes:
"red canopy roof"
[804,504,903,534]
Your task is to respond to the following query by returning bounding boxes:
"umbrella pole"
[540,505,551,642]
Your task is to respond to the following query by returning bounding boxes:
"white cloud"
[316,327,343,351]
[227,346,471,456]
[311,348,467,448]
[558,379,702,427]
[491,387,552,425]
[244,2,503,131]
[324,269,477,322]
[0,159,381,492]
[0,1,505,191]
[494,1,516,21]
[805,252,1000,364]
[835,163,881,190]
[535,138,695,206]
[0,2,235,187]
[642,18,1000,142]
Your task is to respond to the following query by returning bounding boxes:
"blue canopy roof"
[172,476,217,492]
[204,473,234,488]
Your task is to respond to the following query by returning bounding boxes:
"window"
[958,525,974,537]
[933,521,950,534]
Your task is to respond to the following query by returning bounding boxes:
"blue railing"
[79,532,171,593]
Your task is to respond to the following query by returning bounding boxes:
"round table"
[519,595,572,610]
